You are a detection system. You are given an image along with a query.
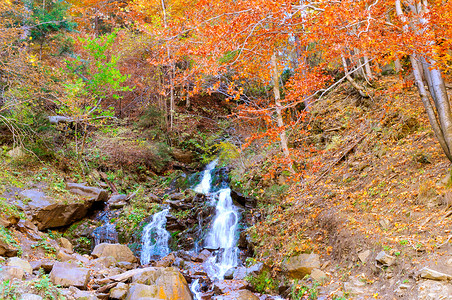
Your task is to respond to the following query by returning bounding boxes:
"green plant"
[0,279,19,300]
[31,237,57,256]
[31,274,63,300]
[0,225,22,255]
[291,280,319,300]
[245,270,278,294]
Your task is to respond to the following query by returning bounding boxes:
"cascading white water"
[204,188,239,280]
[193,159,240,280]
[140,208,170,265]
[189,279,202,300]
[194,159,218,194]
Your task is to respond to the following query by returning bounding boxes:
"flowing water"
[140,208,171,265]
[92,210,118,245]
[189,279,202,300]
[193,160,240,280]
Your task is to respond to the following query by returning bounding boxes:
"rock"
[92,243,137,263]
[131,267,192,299]
[171,149,194,164]
[110,282,129,300]
[108,195,128,209]
[282,253,320,279]
[0,266,24,280]
[214,280,248,294]
[395,283,411,296]
[59,237,73,253]
[7,147,26,159]
[91,256,117,270]
[213,290,259,300]
[224,268,234,280]
[311,268,328,282]
[49,262,90,289]
[184,262,207,276]
[30,260,42,271]
[57,250,75,262]
[18,189,99,230]
[72,288,99,300]
[67,183,108,203]
[418,280,452,300]
[233,267,248,280]
[0,237,20,257]
[358,250,371,263]
[19,294,43,300]
[116,261,134,270]
[154,253,175,268]
[419,267,452,281]
[375,251,395,266]
[6,257,33,274]
[196,249,211,262]
[230,190,257,208]
[125,283,164,300]
[168,192,185,200]
[247,262,264,276]
[148,193,161,202]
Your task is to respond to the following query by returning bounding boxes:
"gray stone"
[419,267,452,281]
[358,250,372,263]
[49,262,90,289]
[282,253,320,279]
[116,261,134,270]
[0,266,24,280]
[6,257,33,274]
[59,237,73,253]
[18,189,98,230]
[110,282,128,300]
[224,268,234,280]
[418,280,452,300]
[125,283,162,300]
[19,294,43,300]
[92,243,137,263]
[67,183,108,203]
[214,280,248,294]
[375,251,395,266]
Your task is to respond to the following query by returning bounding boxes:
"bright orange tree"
[129,0,452,172]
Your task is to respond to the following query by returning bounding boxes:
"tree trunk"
[271,53,293,170]
[395,0,452,161]
[341,54,369,98]
[394,58,402,73]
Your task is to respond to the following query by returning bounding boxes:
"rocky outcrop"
[49,262,90,289]
[281,253,321,279]
[92,243,137,263]
[66,183,108,203]
[17,188,106,230]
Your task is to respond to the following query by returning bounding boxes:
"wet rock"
[49,262,90,289]
[224,268,234,280]
[92,243,137,263]
[213,290,259,300]
[233,267,248,280]
[214,280,248,294]
[281,253,320,279]
[230,190,257,209]
[375,251,395,266]
[247,263,264,276]
[67,183,108,203]
[18,189,98,230]
[419,267,452,281]
[0,266,24,280]
[418,280,452,300]
[196,249,211,262]
[110,282,128,299]
[358,250,371,263]
[184,262,207,276]
[168,192,185,200]
[6,257,33,274]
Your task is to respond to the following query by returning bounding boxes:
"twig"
[314,133,368,185]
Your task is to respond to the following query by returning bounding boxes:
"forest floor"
[250,75,452,298]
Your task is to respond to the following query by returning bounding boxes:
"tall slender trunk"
[271,53,293,170]
[394,58,402,73]
[395,0,452,161]
[341,53,368,98]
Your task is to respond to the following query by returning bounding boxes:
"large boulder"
[213,290,259,300]
[17,189,102,230]
[6,257,33,274]
[49,262,90,289]
[125,283,164,300]
[0,238,20,257]
[92,243,137,263]
[131,267,192,300]
[281,253,321,279]
[66,183,108,203]
[0,266,24,281]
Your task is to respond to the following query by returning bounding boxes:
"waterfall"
[193,159,218,194]
[193,160,240,280]
[140,208,171,265]
[190,279,202,300]
[93,211,118,245]
[204,188,239,280]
